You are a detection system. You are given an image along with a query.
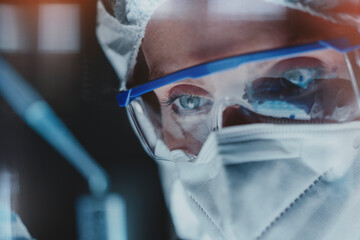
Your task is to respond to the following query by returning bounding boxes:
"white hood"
[96,0,167,90]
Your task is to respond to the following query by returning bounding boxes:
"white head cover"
[96,0,360,91]
[96,0,168,90]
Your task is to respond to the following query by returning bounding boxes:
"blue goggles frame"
[117,38,360,107]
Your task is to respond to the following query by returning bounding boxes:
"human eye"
[246,67,322,104]
[250,58,325,92]
[245,57,358,122]
[172,95,212,113]
[281,67,320,89]
[162,84,213,117]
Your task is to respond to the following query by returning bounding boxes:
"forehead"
[141,0,353,80]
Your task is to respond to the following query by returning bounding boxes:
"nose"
[222,105,258,128]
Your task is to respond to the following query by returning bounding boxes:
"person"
[97,0,360,239]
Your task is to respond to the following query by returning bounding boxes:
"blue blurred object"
[0,56,127,240]
[0,56,108,196]
[0,170,32,240]
[77,194,127,240]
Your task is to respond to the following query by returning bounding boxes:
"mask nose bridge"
[211,96,251,131]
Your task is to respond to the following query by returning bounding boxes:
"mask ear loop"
[126,99,159,160]
[344,50,360,113]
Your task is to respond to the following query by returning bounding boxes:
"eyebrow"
[149,67,168,81]
[149,66,210,89]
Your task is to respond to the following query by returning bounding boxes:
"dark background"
[0,0,172,239]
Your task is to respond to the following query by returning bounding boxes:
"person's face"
[140,0,357,155]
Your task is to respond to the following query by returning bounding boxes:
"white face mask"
[157,122,360,240]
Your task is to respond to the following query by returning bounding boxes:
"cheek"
[161,107,211,155]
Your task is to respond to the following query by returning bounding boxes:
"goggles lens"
[127,47,360,157]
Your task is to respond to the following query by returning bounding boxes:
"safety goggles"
[117,38,360,159]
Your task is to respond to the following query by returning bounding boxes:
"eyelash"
[162,92,182,106]
[162,93,211,117]
[161,93,186,117]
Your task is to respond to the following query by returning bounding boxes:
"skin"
[139,0,358,155]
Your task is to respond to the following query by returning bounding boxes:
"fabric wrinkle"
[256,169,331,240]
[188,194,228,240]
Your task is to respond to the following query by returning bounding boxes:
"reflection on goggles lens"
[131,49,360,156]
[245,77,356,121]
